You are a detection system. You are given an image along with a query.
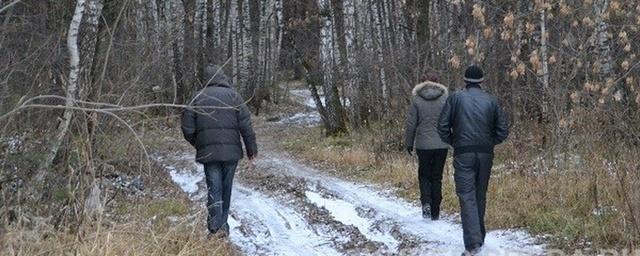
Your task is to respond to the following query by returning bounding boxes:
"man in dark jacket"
[437,65,509,255]
[181,64,257,237]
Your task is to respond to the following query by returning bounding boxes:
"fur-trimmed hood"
[412,81,448,100]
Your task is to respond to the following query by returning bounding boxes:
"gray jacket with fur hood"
[405,81,449,150]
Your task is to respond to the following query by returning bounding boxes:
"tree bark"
[181,0,197,103]
[539,5,550,148]
[247,0,260,108]
[37,0,87,181]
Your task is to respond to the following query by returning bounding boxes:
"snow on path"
[256,152,546,256]
[229,185,339,256]
[154,151,340,256]
[305,190,400,252]
[154,144,546,255]
[290,89,324,109]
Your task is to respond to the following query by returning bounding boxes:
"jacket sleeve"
[437,95,454,145]
[404,102,419,148]
[237,96,258,157]
[181,107,197,147]
[493,101,510,145]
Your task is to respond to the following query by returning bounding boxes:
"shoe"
[207,230,228,240]
[207,223,230,240]
[421,205,431,219]
[461,244,482,256]
[431,205,440,220]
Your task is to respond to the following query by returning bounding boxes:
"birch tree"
[37,0,86,181]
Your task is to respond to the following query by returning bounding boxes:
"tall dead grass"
[1,220,231,256]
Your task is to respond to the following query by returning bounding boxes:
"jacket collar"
[207,83,232,88]
[465,83,482,90]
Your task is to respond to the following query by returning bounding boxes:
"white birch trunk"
[134,0,147,43]
[147,0,161,47]
[540,8,549,95]
[539,5,550,149]
[37,0,86,181]
[594,0,613,80]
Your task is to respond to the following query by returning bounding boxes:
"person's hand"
[406,146,413,156]
[247,153,257,168]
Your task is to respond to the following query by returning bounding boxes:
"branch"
[0,0,20,14]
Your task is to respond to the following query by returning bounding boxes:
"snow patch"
[229,186,339,256]
[592,206,618,217]
[305,190,399,251]
[154,153,204,196]
[167,166,202,194]
[3,136,23,154]
[290,89,324,109]
[278,112,322,127]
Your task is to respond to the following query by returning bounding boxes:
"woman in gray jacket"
[405,74,449,220]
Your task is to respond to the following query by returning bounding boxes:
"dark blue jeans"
[204,161,238,234]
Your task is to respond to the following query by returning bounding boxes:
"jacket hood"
[412,81,448,100]
[203,64,232,88]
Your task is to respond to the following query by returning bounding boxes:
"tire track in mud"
[238,170,391,255]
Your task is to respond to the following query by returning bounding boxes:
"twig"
[0,0,20,14]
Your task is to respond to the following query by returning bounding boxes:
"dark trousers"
[416,149,448,212]
[453,152,493,250]
[204,161,238,234]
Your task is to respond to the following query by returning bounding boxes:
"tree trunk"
[292,0,347,136]
[37,0,87,181]
[205,0,216,63]
[416,0,430,74]
[181,0,197,103]
[539,5,550,148]
[247,0,260,108]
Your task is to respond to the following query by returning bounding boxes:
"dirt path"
[151,87,545,255]
[152,121,545,256]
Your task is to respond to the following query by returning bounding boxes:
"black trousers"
[416,149,448,212]
[453,152,493,250]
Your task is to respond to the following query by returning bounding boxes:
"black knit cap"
[463,65,484,83]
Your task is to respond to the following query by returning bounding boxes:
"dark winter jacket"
[405,81,450,150]
[437,84,509,156]
[181,69,257,163]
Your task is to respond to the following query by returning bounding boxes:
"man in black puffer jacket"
[182,64,257,237]
[438,65,509,256]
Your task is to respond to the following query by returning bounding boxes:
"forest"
[1,0,640,255]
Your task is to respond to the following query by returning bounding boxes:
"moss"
[52,188,70,202]
[143,199,189,219]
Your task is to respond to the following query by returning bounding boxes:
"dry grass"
[1,221,232,256]
[282,123,640,250]
[1,196,234,256]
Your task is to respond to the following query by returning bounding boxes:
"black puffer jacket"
[181,67,257,163]
[437,84,509,156]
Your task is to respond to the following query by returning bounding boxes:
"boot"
[461,244,482,256]
[431,204,440,221]
[421,205,431,219]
